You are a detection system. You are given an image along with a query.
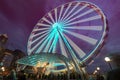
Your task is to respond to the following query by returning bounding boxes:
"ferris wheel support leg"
[58,56,70,80]
[57,30,85,80]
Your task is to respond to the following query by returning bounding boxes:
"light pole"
[104,57,112,70]
[97,67,100,75]
[97,67,100,71]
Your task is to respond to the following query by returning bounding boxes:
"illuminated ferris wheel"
[27,1,107,63]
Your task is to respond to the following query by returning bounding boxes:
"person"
[8,69,17,80]
[18,70,26,80]
[106,54,120,80]
[96,75,104,80]
[88,75,95,80]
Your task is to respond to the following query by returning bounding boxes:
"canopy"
[16,52,72,70]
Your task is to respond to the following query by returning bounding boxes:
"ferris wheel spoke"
[42,17,53,25]
[35,33,55,53]
[59,36,68,58]
[48,13,55,23]
[53,36,59,53]
[48,34,57,52]
[65,8,94,24]
[62,3,80,21]
[33,28,49,32]
[58,5,64,21]
[64,30,98,45]
[63,26,103,31]
[31,32,49,44]
[60,3,72,21]
[54,8,58,22]
[59,31,78,59]
[32,30,49,38]
[30,34,49,53]
[37,23,51,27]
[63,5,87,22]
[64,34,86,58]
[50,35,58,53]
[43,33,55,52]
[65,15,101,26]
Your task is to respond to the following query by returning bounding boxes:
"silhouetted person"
[18,70,26,80]
[100,75,104,80]
[89,75,95,80]
[96,75,105,80]
[106,54,120,80]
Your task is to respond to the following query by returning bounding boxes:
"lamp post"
[96,67,100,75]
[104,57,112,70]
[97,67,100,71]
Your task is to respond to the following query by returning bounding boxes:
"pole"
[108,62,112,70]
[57,28,85,80]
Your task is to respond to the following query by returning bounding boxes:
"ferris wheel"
[27,1,107,63]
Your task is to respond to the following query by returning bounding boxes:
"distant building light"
[1,67,5,71]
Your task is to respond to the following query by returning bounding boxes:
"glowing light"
[52,23,63,31]
[105,57,111,62]
[1,67,5,71]
[93,70,97,74]
[97,67,100,70]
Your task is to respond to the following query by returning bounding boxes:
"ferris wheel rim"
[27,1,107,63]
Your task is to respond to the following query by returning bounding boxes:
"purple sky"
[0,0,120,73]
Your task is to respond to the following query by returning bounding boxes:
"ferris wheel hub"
[52,23,63,32]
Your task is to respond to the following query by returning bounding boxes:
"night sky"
[0,0,120,73]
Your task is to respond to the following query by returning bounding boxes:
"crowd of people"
[2,70,82,80]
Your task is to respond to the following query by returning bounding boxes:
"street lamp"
[97,67,100,71]
[104,57,112,70]
[105,57,111,62]
[96,67,100,75]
